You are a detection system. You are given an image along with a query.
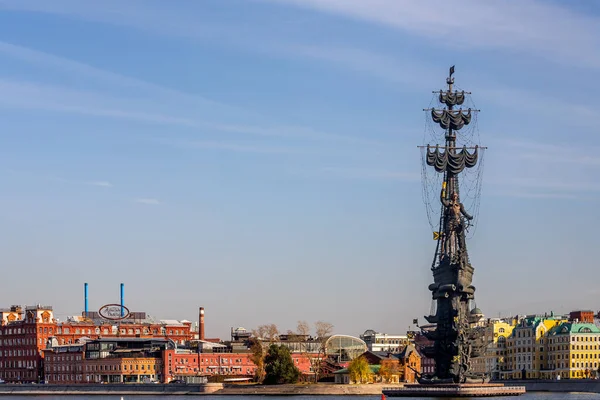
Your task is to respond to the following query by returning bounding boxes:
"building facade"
[360,330,409,353]
[162,348,200,382]
[504,315,567,379]
[471,318,516,379]
[0,304,194,383]
[546,322,600,379]
[42,342,84,384]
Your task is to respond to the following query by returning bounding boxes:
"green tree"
[263,344,301,385]
[347,356,372,384]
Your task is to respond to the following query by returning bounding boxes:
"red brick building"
[198,352,314,378]
[0,305,195,383]
[398,344,421,383]
[162,348,200,382]
[412,331,435,376]
[569,310,595,324]
[0,305,56,382]
[42,343,85,384]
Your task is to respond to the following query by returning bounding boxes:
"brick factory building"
[0,304,195,383]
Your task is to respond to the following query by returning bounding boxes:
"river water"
[0,395,598,400]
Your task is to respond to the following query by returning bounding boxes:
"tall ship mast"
[419,66,487,384]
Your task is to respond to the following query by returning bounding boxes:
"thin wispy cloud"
[134,198,161,206]
[0,40,251,115]
[2,2,592,137]
[3,169,113,189]
[298,166,419,181]
[9,0,599,70]
[490,177,600,194]
[159,139,307,155]
[269,0,600,69]
[501,139,600,168]
[86,181,113,187]
[495,191,582,200]
[270,43,437,88]
[0,43,379,146]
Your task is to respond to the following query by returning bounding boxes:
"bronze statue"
[418,67,487,384]
[440,191,472,256]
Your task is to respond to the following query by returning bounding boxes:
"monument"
[383,67,525,397]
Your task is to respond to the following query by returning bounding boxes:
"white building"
[360,330,408,353]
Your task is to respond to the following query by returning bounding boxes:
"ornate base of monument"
[382,383,526,397]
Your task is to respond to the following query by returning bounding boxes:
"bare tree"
[312,321,334,382]
[250,324,280,382]
[252,324,280,343]
[315,321,333,339]
[297,320,310,337]
[265,324,279,342]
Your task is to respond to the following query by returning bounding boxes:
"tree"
[252,324,280,343]
[312,321,334,382]
[249,324,280,382]
[263,344,301,385]
[297,320,310,337]
[249,337,266,383]
[347,356,372,384]
[378,358,401,383]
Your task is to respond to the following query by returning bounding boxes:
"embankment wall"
[497,380,600,393]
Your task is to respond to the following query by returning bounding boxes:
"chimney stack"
[120,283,125,317]
[84,282,89,316]
[199,307,205,341]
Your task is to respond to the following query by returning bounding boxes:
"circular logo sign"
[98,304,130,320]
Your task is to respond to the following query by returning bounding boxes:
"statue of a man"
[441,191,473,254]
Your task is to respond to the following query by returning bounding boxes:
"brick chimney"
[199,307,205,341]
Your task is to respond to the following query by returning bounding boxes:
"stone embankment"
[0,382,398,396]
[496,380,600,394]
[1,380,598,396]
[217,382,400,395]
[0,383,224,395]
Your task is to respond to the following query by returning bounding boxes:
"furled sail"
[431,108,472,130]
[426,145,478,174]
[439,90,465,107]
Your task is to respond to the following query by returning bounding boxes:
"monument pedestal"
[383,383,526,397]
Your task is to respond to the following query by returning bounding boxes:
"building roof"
[398,344,418,359]
[365,351,396,360]
[548,322,600,336]
[159,319,186,326]
[334,365,381,375]
[90,337,169,343]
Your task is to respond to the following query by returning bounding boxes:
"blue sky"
[0,0,599,339]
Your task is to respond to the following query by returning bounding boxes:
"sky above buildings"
[0,0,599,339]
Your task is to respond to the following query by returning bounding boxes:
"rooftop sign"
[98,304,130,320]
